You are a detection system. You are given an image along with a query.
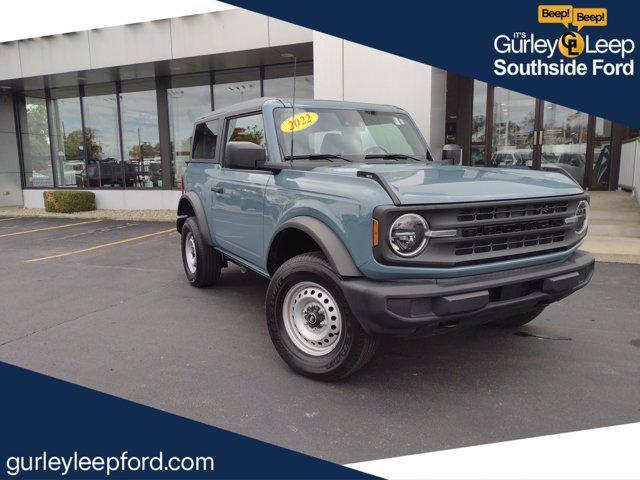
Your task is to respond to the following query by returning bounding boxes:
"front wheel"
[266,252,378,381]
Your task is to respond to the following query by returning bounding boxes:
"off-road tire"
[266,252,378,381]
[181,217,221,288]
[489,307,545,329]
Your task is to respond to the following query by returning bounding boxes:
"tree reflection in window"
[20,93,54,187]
[229,125,264,146]
[226,115,266,150]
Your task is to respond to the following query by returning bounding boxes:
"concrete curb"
[582,236,640,265]
[0,207,175,223]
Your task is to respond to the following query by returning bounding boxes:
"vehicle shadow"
[367,327,529,387]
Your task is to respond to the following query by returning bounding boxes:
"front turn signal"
[372,219,379,247]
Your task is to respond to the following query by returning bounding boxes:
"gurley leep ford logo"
[558,31,584,58]
[493,4,635,76]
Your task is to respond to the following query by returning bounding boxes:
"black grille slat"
[460,218,565,239]
[457,201,568,222]
[455,230,567,256]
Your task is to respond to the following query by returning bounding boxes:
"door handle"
[211,186,224,194]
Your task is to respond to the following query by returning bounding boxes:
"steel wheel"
[184,231,197,274]
[282,281,342,356]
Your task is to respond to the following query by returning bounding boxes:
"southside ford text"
[494,33,635,76]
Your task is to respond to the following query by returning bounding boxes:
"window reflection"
[120,79,162,188]
[471,145,485,167]
[213,68,260,110]
[593,118,612,189]
[168,73,212,188]
[83,83,122,187]
[49,87,83,187]
[540,103,588,185]
[491,87,536,169]
[226,114,266,149]
[16,63,317,190]
[471,81,487,166]
[263,62,313,99]
[20,91,53,187]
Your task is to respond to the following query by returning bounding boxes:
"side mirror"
[226,141,266,169]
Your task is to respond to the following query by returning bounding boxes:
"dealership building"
[0,8,637,210]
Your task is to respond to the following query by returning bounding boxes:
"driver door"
[209,113,270,267]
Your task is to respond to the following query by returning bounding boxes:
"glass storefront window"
[540,103,588,185]
[592,117,612,188]
[491,87,536,169]
[472,81,487,144]
[444,73,625,190]
[168,73,212,188]
[120,79,162,188]
[471,145,485,167]
[213,68,260,110]
[471,81,487,166]
[83,83,122,187]
[16,63,318,190]
[263,62,314,99]
[20,91,53,187]
[49,87,83,187]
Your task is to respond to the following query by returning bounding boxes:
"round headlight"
[575,200,589,235]
[389,214,429,257]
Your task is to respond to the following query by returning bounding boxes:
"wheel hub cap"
[282,281,342,356]
[185,232,197,274]
[304,305,325,329]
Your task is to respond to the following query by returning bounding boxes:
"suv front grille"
[457,201,568,222]
[373,195,586,268]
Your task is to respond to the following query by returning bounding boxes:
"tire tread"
[182,217,221,288]
[267,252,378,381]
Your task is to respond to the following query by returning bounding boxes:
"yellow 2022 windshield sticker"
[280,112,318,133]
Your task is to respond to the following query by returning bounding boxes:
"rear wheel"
[489,307,545,329]
[181,217,221,288]
[266,252,378,381]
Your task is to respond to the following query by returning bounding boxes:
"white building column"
[313,32,447,160]
[0,93,23,207]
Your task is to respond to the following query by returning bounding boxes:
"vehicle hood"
[310,163,583,204]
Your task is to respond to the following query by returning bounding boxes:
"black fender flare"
[177,192,213,246]
[270,216,362,277]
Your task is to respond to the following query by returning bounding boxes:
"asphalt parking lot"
[0,216,639,464]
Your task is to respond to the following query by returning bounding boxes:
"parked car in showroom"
[541,153,586,185]
[177,98,594,380]
[490,149,533,168]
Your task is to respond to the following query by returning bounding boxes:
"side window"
[226,114,267,149]
[192,119,220,161]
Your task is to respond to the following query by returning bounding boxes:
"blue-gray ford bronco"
[177,98,594,380]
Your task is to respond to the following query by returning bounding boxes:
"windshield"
[274,107,431,161]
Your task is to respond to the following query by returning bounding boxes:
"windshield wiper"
[291,154,352,162]
[364,154,425,162]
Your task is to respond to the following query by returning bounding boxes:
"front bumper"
[341,250,595,335]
